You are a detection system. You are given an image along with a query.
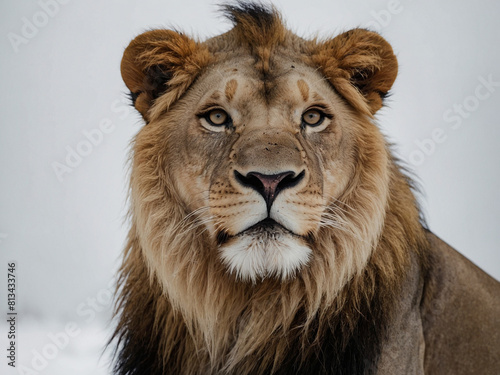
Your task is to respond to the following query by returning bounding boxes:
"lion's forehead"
[196,59,332,111]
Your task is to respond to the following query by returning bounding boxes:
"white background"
[1,0,499,374]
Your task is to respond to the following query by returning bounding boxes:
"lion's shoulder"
[421,232,500,374]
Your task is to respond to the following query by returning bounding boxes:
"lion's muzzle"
[212,128,316,281]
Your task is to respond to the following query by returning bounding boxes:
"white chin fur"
[219,233,311,282]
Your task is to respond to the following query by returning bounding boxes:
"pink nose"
[234,170,305,211]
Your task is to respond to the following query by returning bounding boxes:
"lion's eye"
[302,109,324,127]
[199,108,232,132]
[206,109,229,126]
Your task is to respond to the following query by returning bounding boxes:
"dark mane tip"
[220,1,277,28]
[219,1,287,52]
[127,91,140,107]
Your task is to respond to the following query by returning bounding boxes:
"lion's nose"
[234,170,305,211]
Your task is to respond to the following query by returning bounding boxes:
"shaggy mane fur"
[111,166,427,374]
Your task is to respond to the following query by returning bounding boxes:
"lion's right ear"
[121,30,212,121]
[309,29,398,116]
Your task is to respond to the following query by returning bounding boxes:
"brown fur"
[112,3,500,375]
[297,79,309,102]
[224,79,238,102]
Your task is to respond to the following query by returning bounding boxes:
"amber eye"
[206,109,229,126]
[302,109,324,127]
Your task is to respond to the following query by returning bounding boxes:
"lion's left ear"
[121,29,212,121]
[309,29,398,115]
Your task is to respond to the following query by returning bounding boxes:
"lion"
[111,2,500,374]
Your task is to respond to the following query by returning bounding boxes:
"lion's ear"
[310,29,398,115]
[121,29,212,120]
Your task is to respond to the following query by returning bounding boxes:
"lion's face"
[159,56,357,281]
[122,16,398,296]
